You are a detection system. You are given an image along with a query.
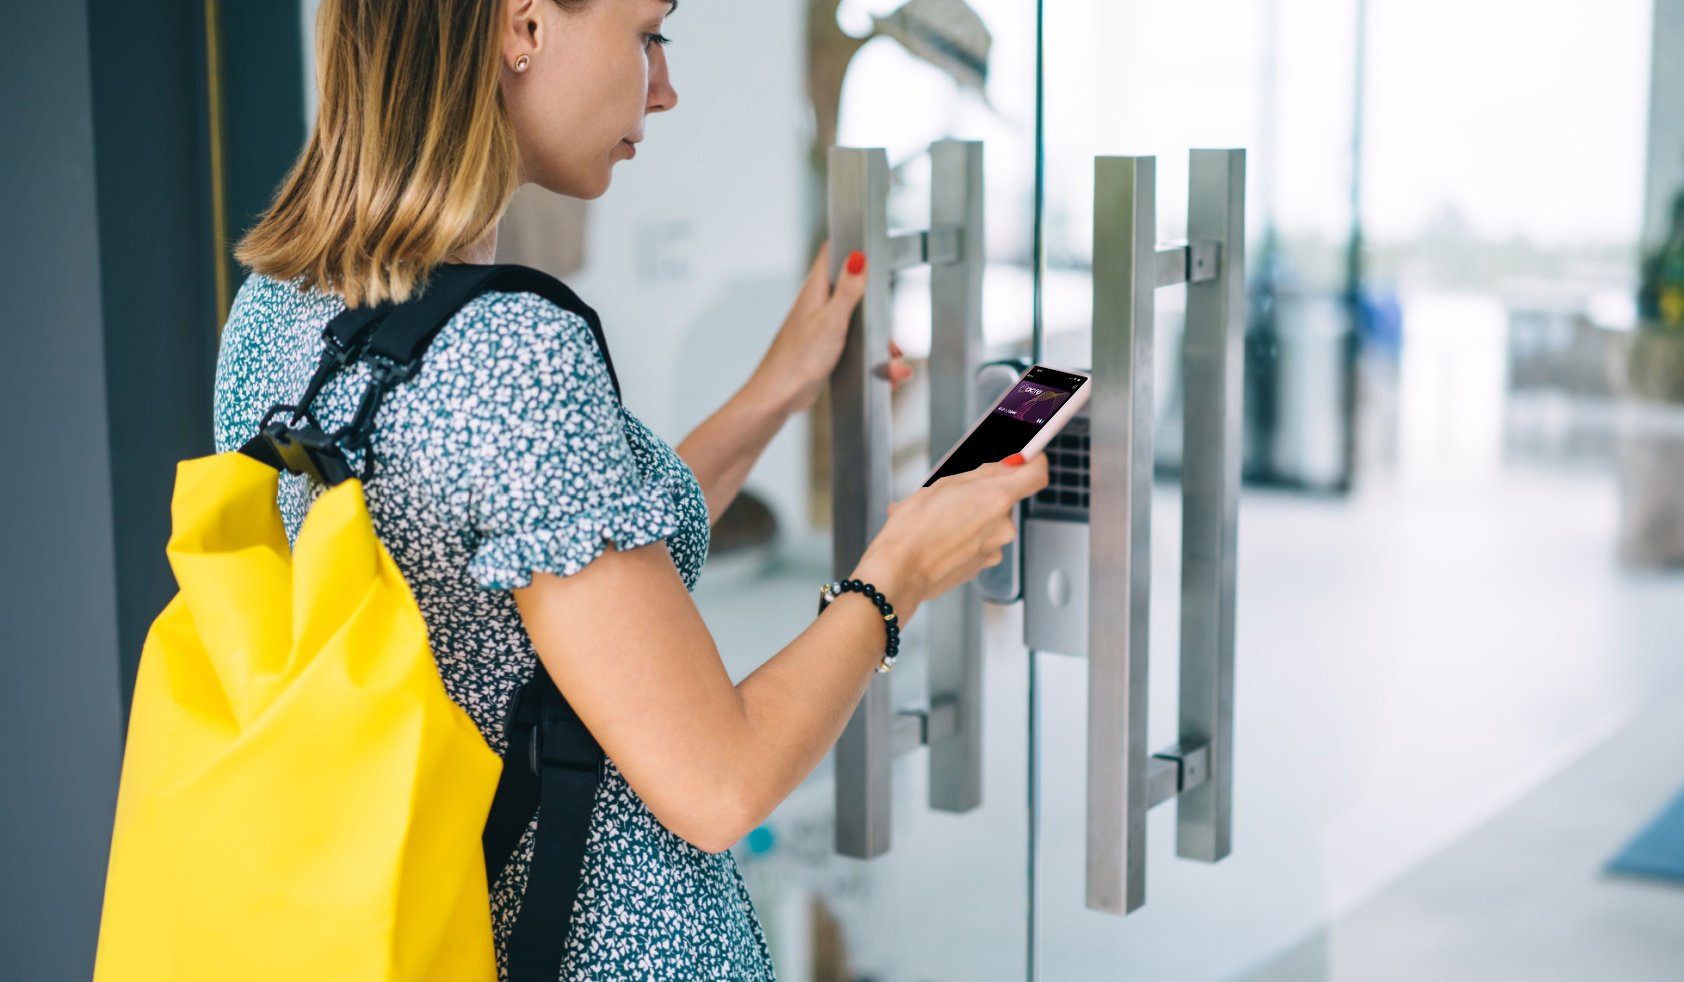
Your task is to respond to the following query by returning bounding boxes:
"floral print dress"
[211,272,777,981]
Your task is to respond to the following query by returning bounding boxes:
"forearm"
[675,373,795,526]
[728,549,923,835]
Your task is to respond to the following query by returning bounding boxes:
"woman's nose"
[649,50,678,113]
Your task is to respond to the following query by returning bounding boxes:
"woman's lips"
[620,139,637,158]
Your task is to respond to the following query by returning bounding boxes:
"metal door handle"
[1086,155,1159,915]
[1086,150,1245,914]
[829,141,986,859]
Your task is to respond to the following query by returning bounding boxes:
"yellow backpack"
[95,264,618,981]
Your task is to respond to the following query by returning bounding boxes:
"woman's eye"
[644,33,672,50]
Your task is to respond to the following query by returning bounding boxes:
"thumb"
[828,250,869,312]
[1001,451,1050,496]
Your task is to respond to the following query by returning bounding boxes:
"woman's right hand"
[853,453,1051,625]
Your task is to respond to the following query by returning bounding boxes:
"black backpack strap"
[361,263,622,397]
[381,265,617,979]
[487,671,607,981]
[239,263,617,978]
[238,302,393,477]
[324,264,623,488]
[239,263,621,485]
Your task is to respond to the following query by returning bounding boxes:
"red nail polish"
[846,250,866,275]
[1003,453,1025,467]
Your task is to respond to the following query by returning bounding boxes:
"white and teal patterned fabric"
[212,272,776,980]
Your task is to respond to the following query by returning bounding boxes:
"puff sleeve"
[461,293,683,590]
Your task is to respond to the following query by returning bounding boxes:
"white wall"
[561,2,813,534]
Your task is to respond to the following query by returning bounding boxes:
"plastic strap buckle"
[256,407,355,486]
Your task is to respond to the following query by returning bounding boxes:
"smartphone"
[923,364,1092,487]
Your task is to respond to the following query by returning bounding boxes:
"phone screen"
[923,366,1087,486]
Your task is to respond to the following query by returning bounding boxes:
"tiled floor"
[1244,681,1684,982]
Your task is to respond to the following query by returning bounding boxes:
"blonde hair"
[235,0,522,308]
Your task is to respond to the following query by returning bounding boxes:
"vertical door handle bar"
[1084,150,1244,914]
[1086,156,1158,914]
[829,147,896,859]
[830,142,986,858]
[927,139,987,814]
[1177,149,1245,864]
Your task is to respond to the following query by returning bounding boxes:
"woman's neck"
[444,226,499,265]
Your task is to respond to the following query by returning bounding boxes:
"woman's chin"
[532,165,611,200]
[571,158,616,199]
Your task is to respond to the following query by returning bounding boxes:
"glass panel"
[701,4,1046,977]
[1038,1,1684,980]
[491,1,1040,979]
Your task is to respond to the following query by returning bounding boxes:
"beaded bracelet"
[817,578,901,673]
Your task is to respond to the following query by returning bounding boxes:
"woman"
[215,0,1048,977]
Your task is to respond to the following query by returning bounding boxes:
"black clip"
[537,696,606,777]
[502,678,547,778]
[505,675,606,780]
[257,405,355,487]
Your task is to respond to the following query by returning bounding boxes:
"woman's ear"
[502,0,544,61]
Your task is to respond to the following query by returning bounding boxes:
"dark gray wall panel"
[87,0,219,716]
[0,1,127,975]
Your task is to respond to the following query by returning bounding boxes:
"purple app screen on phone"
[924,369,1082,487]
[992,381,1072,423]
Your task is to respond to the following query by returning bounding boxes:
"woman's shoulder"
[226,271,342,333]
[444,286,599,354]
[422,288,613,416]
[225,272,604,371]
[219,272,616,422]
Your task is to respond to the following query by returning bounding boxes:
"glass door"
[286,0,1684,978]
[627,2,1046,980]
[1030,1,1684,980]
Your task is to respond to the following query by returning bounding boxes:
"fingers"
[808,241,831,283]
[986,451,1050,500]
[825,250,868,317]
[1008,452,1050,498]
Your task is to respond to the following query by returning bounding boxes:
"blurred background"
[6,0,1684,978]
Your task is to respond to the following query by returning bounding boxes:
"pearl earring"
[514,54,531,72]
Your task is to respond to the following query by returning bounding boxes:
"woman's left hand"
[751,242,915,416]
